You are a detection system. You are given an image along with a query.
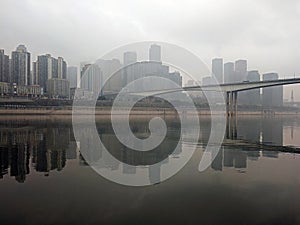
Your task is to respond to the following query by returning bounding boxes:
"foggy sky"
[1,0,300,100]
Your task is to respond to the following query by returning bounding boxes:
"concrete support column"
[233,91,238,116]
[226,92,230,117]
[230,91,234,117]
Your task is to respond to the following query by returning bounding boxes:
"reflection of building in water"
[262,117,282,158]
[66,141,78,160]
[149,164,161,184]
[211,147,223,171]
[0,125,72,182]
[212,148,247,171]
[237,118,261,143]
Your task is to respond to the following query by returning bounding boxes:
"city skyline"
[0,43,298,101]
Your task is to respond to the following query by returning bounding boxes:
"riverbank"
[0,107,299,116]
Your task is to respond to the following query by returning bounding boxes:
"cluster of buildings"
[76,44,182,100]
[0,44,287,108]
[0,44,77,99]
[201,58,283,108]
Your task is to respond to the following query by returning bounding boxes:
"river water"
[0,115,300,225]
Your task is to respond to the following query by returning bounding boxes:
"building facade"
[0,49,10,83]
[67,66,78,88]
[262,73,283,108]
[149,44,161,62]
[212,58,223,84]
[11,45,31,86]
[46,78,70,99]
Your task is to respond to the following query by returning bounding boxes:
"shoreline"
[0,107,299,116]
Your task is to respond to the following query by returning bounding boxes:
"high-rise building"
[80,64,102,94]
[235,59,247,82]
[67,66,78,88]
[37,54,67,93]
[37,54,51,92]
[46,78,70,99]
[32,61,38,85]
[224,62,234,83]
[149,44,161,62]
[58,57,67,79]
[123,51,137,66]
[262,73,283,108]
[95,59,122,93]
[245,70,261,105]
[235,59,247,104]
[0,49,10,83]
[212,58,223,84]
[11,45,31,85]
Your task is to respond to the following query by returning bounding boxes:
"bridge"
[186,78,300,116]
[125,78,300,116]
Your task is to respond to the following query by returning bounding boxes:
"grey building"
[149,44,161,62]
[11,45,31,85]
[235,59,247,104]
[245,70,261,106]
[37,54,51,92]
[32,61,38,85]
[36,54,67,93]
[235,59,247,82]
[224,62,234,83]
[47,78,70,99]
[212,58,223,84]
[0,49,10,83]
[262,73,283,108]
[67,66,78,88]
[58,57,67,79]
[123,51,137,66]
[80,64,102,94]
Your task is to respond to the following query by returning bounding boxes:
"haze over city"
[1,0,300,99]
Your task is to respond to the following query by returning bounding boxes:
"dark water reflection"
[0,115,300,225]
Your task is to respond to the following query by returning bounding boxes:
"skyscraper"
[224,62,234,83]
[235,59,247,104]
[32,61,38,85]
[123,51,137,66]
[11,45,31,85]
[58,57,67,79]
[262,73,283,108]
[212,58,223,84]
[81,64,102,94]
[149,44,161,62]
[246,70,261,105]
[0,49,10,83]
[235,59,247,82]
[37,54,67,93]
[37,54,52,92]
[67,66,78,88]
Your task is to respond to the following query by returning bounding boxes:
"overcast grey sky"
[1,0,300,99]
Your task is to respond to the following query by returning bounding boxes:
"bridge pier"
[226,91,238,117]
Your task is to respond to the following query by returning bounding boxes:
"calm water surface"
[0,115,300,225]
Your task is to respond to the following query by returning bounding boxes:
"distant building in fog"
[262,73,283,108]
[235,59,247,104]
[224,62,234,83]
[149,44,161,62]
[245,70,261,105]
[235,59,247,82]
[80,64,102,94]
[123,51,137,66]
[67,66,78,88]
[212,58,223,84]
